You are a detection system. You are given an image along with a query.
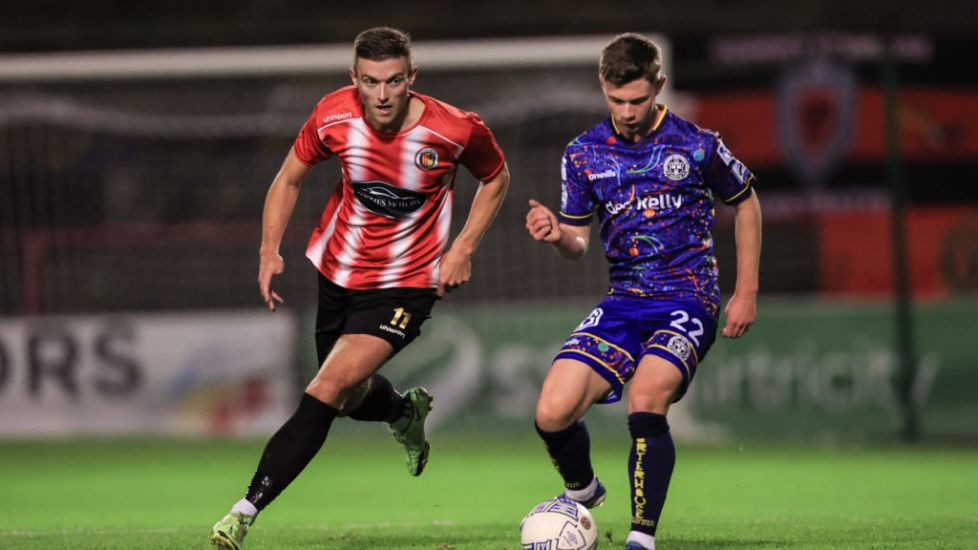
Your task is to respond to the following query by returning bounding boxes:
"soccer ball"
[520,497,598,550]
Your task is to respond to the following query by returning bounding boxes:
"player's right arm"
[525,199,590,261]
[259,146,312,311]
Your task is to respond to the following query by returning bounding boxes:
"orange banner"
[817,206,978,298]
[691,88,978,166]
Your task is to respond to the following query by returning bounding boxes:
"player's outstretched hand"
[437,245,472,297]
[526,199,561,243]
[721,291,756,338]
[258,252,285,311]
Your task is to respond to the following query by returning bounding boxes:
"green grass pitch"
[1,435,976,549]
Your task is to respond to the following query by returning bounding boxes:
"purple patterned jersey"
[558,106,754,317]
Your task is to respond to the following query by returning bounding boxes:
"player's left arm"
[438,163,510,297]
[722,191,762,338]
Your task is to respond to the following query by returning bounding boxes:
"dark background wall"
[2,0,976,53]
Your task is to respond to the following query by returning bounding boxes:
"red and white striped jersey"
[293,86,506,290]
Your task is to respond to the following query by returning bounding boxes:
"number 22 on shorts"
[669,309,703,346]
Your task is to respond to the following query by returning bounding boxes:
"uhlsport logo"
[352,181,428,219]
[414,147,439,171]
[322,112,352,124]
[663,154,690,181]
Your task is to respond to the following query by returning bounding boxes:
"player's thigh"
[314,274,351,366]
[627,354,684,415]
[536,358,612,431]
[306,333,394,409]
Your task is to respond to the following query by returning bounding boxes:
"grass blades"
[1,436,976,549]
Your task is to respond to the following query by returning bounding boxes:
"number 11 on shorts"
[391,307,411,330]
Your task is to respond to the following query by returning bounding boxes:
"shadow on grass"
[303,530,788,550]
[657,539,788,549]
[299,530,510,549]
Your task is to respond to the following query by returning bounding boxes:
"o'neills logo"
[414,147,439,170]
[352,181,427,219]
[587,168,617,181]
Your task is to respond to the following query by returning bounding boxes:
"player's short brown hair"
[353,27,412,63]
[599,33,663,86]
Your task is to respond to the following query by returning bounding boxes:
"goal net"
[0,35,672,315]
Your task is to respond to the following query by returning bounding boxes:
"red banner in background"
[817,206,978,298]
[690,88,978,166]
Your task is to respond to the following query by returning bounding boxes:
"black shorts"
[314,274,438,365]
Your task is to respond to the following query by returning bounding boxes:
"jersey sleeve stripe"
[558,213,593,226]
[558,214,593,226]
[720,176,754,205]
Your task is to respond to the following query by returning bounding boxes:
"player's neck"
[401,95,425,129]
[615,104,663,143]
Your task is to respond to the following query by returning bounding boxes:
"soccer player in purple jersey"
[525,33,762,550]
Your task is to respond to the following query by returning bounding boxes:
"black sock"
[245,393,338,511]
[535,420,595,490]
[347,375,405,423]
[628,412,674,536]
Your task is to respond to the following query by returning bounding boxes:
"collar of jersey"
[611,103,668,143]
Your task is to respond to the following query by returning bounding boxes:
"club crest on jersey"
[352,181,428,219]
[663,154,690,181]
[414,147,440,171]
[667,334,692,361]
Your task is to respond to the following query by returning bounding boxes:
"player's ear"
[655,74,667,95]
[349,65,358,86]
[408,64,417,86]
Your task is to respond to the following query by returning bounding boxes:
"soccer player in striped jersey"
[210,26,509,549]
[525,33,761,550]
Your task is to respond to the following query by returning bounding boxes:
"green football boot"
[389,387,433,476]
[209,512,253,549]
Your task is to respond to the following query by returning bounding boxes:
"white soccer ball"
[520,497,598,550]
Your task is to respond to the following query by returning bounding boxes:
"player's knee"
[305,373,367,411]
[535,396,578,432]
[627,383,677,414]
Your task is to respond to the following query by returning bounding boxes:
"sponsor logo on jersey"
[379,324,407,339]
[667,334,692,361]
[352,181,428,219]
[322,112,353,124]
[587,168,617,181]
[663,154,690,181]
[414,147,439,171]
[605,193,682,215]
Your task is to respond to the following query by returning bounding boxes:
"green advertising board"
[301,299,978,441]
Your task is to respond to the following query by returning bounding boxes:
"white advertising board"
[0,311,296,437]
